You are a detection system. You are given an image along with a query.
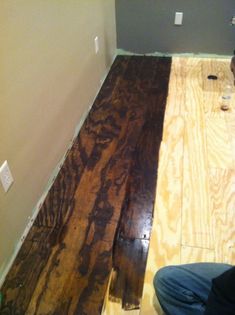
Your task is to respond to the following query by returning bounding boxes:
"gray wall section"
[116,0,235,55]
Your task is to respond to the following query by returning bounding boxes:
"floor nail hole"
[207,75,218,80]
[220,105,229,111]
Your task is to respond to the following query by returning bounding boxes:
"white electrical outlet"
[174,12,183,25]
[0,161,14,192]
[231,16,235,25]
[94,36,99,54]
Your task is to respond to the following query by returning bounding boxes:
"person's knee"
[154,266,177,295]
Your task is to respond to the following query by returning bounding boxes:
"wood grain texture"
[181,59,213,249]
[110,239,149,309]
[202,58,235,115]
[181,246,215,264]
[164,57,186,116]
[35,56,130,229]
[2,56,235,315]
[140,116,184,315]
[209,168,235,264]
[108,57,171,310]
[206,116,233,169]
[181,116,213,249]
[0,56,171,315]
[0,55,136,315]
[0,55,131,315]
[141,57,235,315]
[226,113,235,167]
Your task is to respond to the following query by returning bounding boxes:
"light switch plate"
[0,161,14,192]
[175,12,183,25]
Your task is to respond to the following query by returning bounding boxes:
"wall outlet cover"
[174,12,183,25]
[94,36,99,54]
[0,161,14,192]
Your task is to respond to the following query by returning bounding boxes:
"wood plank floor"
[0,56,171,315]
[140,57,235,315]
[109,58,170,311]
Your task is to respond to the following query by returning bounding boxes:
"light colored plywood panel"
[149,177,182,266]
[141,57,235,315]
[226,113,235,138]
[166,58,204,116]
[165,57,186,116]
[181,246,215,264]
[209,168,235,215]
[181,117,213,249]
[141,182,182,314]
[226,113,235,166]
[182,62,211,252]
[140,163,182,314]
[202,59,221,94]
[162,115,185,178]
[213,212,235,264]
[141,115,184,315]
[206,116,233,169]
[202,59,234,91]
[202,59,224,92]
[202,59,234,115]
[149,116,184,266]
[184,59,204,117]
[209,168,235,264]
[140,293,163,315]
[200,59,235,117]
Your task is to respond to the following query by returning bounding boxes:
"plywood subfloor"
[140,57,235,315]
[103,57,235,314]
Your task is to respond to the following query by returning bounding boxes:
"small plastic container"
[221,84,232,111]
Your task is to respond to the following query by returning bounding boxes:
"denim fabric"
[153,263,232,315]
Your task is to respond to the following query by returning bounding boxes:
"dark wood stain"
[110,57,171,310]
[110,238,149,310]
[0,56,171,315]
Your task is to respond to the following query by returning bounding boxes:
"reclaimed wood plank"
[108,57,171,310]
[110,239,149,309]
[1,55,135,315]
[35,55,130,229]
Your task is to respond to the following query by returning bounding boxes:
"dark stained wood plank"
[35,55,130,229]
[110,239,149,310]
[109,57,172,310]
[0,56,172,315]
[25,57,153,315]
[0,55,132,315]
[0,227,61,315]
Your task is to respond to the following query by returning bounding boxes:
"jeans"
[153,263,232,315]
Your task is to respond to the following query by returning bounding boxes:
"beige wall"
[0,0,116,283]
